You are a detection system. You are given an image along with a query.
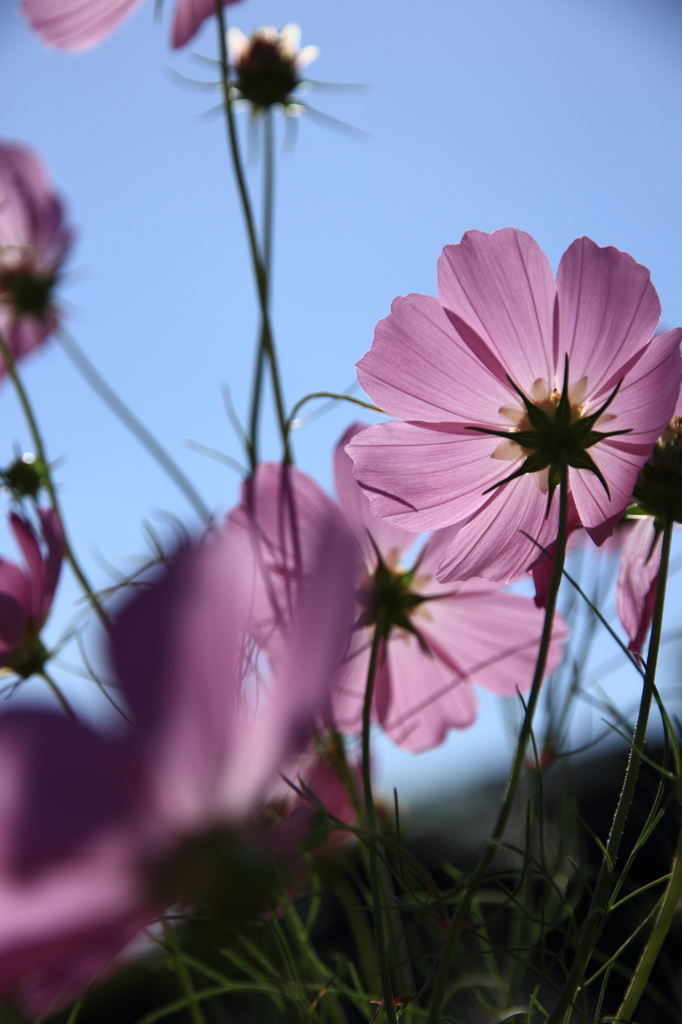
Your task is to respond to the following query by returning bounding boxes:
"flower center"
[469,360,629,510]
[632,416,682,526]
[0,266,56,320]
[235,39,300,110]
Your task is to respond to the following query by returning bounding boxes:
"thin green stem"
[617,817,682,1019]
[286,391,382,434]
[546,516,674,1024]
[213,6,291,464]
[0,333,108,629]
[362,617,398,1024]
[40,669,77,721]
[163,921,207,1024]
[427,457,570,1024]
[57,328,210,522]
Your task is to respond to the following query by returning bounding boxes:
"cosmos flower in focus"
[0,509,63,678]
[21,0,242,52]
[0,515,355,1015]
[347,229,682,584]
[228,23,319,113]
[0,144,72,374]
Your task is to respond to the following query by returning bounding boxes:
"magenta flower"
[0,515,355,1015]
[22,0,242,51]
[232,438,567,754]
[347,229,682,584]
[0,144,72,374]
[0,509,63,677]
[333,424,568,752]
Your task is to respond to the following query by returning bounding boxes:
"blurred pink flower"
[0,144,72,374]
[0,509,63,677]
[347,229,682,584]
[0,515,355,1015]
[21,0,242,52]
[334,424,569,752]
[232,439,568,755]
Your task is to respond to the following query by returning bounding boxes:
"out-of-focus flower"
[347,229,682,584]
[333,424,568,752]
[228,23,319,113]
[0,510,63,678]
[231,436,568,755]
[0,516,355,1015]
[21,0,242,52]
[0,144,72,374]
[616,391,682,653]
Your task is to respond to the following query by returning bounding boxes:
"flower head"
[21,0,242,52]
[0,514,355,1014]
[228,23,319,113]
[347,229,682,583]
[0,144,72,373]
[0,510,63,678]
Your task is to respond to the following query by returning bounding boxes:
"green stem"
[286,391,382,435]
[617,818,682,1020]
[426,457,570,1024]
[57,328,210,523]
[362,618,398,1024]
[163,921,207,1024]
[0,333,108,629]
[546,515,674,1024]
[213,6,291,465]
[40,669,77,721]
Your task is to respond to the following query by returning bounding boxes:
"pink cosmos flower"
[0,144,72,374]
[231,433,568,755]
[21,0,242,52]
[0,509,63,678]
[333,424,569,752]
[0,515,355,1015]
[347,229,682,584]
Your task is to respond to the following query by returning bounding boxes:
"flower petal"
[347,422,512,532]
[435,475,560,583]
[556,237,662,395]
[22,0,144,51]
[616,517,662,654]
[437,228,556,393]
[357,293,510,424]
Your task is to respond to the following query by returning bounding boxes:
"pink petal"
[334,422,414,568]
[347,422,511,532]
[556,237,662,395]
[356,293,510,424]
[616,517,662,654]
[571,328,682,535]
[418,583,568,697]
[37,509,64,621]
[380,633,478,753]
[531,494,582,607]
[21,0,144,51]
[435,475,560,583]
[219,512,357,818]
[172,0,242,49]
[437,228,556,394]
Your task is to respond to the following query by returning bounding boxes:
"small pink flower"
[333,424,569,752]
[0,509,63,677]
[0,514,355,1015]
[21,0,242,51]
[0,144,72,374]
[347,229,682,584]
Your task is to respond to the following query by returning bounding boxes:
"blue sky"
[0,0,681,797]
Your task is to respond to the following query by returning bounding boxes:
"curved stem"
[427,458,570,1024]
[617,815,682,1020]
[286,391,382,434]
[0,333,108,629]
[213,7,291,464]
[362,618,398,1024]
[40,668,77,721]
[57,328,210,523]
[546,516,674,1024]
